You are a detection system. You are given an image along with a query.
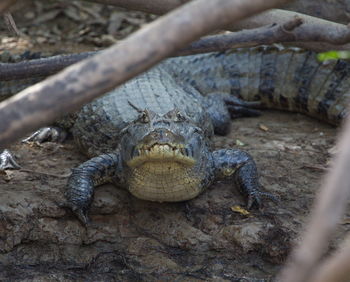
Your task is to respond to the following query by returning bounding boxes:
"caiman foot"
[22,127,67,144]
[213,148,277,209]
[69,204,91,226]
[0,149,21,170]
[247,190,279,209]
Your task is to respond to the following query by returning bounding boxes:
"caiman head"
[119,108,211,202]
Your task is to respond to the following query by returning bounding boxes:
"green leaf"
[317,51,350,62]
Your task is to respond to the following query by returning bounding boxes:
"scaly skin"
[1,47,349,223]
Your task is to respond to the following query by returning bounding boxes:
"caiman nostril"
[142,128,185,145]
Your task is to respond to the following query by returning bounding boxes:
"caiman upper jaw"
[127,143,195,168]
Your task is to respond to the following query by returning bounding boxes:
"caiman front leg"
[212,149,275,208]
[65,152,123,224]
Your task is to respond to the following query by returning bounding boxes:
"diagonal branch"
[277,114,350,281]
[309,236,350,282]
[0,0,293,148]
[3,12,20,35]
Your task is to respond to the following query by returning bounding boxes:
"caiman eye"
[139,111,150,123]
[174,111,186,122]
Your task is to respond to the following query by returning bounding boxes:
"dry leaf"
[231,205,250,216]
[259,124,269,131]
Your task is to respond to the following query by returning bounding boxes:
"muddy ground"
[1,1,350,281]
[0,111,345,281]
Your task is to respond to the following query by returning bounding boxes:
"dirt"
[0,111,344,281]
[1,1,350,281]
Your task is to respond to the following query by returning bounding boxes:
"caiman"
[1,47,349,223]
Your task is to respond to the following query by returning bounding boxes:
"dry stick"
[4,14,350,84]
[232,9,350,51]
[179,17,304,55]
[0,0,17,14]
[309,236,350,282]
[0,0,293,149]
[0,18,303,82]
[3,12,20,35]
[5,15,350,82]
[277,114,350,282]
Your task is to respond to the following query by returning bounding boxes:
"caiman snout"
[142,128,185,146]
[126,128,195,168]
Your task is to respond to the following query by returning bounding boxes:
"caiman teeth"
[128,143,195,168]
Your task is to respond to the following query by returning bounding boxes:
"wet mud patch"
[0,110,345,281]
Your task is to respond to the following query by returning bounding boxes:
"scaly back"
[164,47,350,125]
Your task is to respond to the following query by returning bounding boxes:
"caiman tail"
[0,51,50,101]
[165,47,350,125]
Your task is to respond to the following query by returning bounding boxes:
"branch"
[277,115,350,281]
[230,9,350,51]
[3,12,20,35]
[0,0,292,148]
[309,237,350,282]
[179,17,304,55]
[5,15,350,84]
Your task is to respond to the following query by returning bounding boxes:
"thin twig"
[3,12,20,36]
[278,114,350,281]
[0,0,292,149]
[309,236,350,282]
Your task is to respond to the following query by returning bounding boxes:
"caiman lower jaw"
[126,143,195,168]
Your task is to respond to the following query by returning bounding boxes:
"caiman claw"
[72,206,91,226]
[247,190,279,209]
